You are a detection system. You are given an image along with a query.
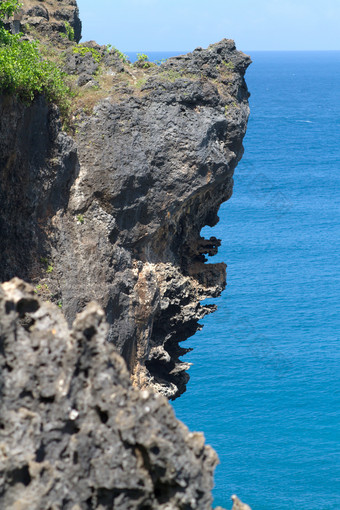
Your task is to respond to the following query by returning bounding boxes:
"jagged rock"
[18,0,82,43]
[26,5,49,20]
[0,35,250,399]
[0,278,225,510]
[231,495,252,510]
[77,73,93,87]
[63,51,100,75]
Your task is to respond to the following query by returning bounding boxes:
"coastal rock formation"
[0,35,250,399]
[0,1,252,507]
[0,278,223,509]
[5,0,82,43]
[231,495,252,510]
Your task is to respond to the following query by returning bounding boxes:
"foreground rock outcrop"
[0,36,250,399]
[0,278,222,509]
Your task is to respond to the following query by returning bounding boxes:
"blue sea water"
[129,51,340,509]
[170,51,340,510]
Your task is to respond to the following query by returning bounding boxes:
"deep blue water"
[129,51,340,509]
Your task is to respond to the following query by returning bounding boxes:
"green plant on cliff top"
[222,60,235,70]
[0,0,71,116]
[111,46,128,63]
[135,53,152,69]
[64,21,74,42]
[72,45,102,64]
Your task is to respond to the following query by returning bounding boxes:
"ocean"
[129,50,340,509]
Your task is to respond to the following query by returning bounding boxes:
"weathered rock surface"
[0,2,253,507]
[0,36,250,399]
[231,495,252,510]
[17,0,82,44]
[0,278,224,509]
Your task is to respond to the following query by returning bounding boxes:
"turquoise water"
[128,51,340,509]
[170,51,340,510]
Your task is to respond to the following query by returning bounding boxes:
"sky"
[77,0,340,52]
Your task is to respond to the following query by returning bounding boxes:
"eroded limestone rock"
[0,5,250,400]
[0,278,224,510]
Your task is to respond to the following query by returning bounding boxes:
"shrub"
[72,45,102,64]
[111,46,128,63]
[0,0,21,20]
[222,60,235,70]
[0,2,71,116]
[64,21,74,42]
[134,52,152,69]
[0,37,71,112]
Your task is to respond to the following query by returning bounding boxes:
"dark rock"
[20,0,82,43]
[0,95,79,284]
[102,52,126,72]
[0,38,251,400]
[63,51,99,75]
[26,5,49,20]
[0,278,225,510]
[77,73,93,87]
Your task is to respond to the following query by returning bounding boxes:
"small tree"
[134,53,152,69]
[0,0,21,22]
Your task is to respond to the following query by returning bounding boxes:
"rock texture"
[0,278,223,509]
[0,37,250,399]
[0,2,253,508]
[0,95,78,285]
[6,0,82,44]
[231,495,252,510]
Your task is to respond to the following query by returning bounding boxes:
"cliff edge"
[0,29,250,399]
[0,0,252,507]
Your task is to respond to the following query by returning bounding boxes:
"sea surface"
[129,51,340,510]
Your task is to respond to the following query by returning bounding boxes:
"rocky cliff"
[0,33,250,400]
[0,279,252,509]
[0,0,251,507]
[5,0,82,43]
[0,279,217,509]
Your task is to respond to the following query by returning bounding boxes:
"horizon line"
[124,49,340,53]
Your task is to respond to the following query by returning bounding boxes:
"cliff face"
[0,38,250,399]
[0,3,252,507]
[0,278,221,509]
[6,0,82,43]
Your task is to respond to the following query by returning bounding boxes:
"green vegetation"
[111,46,128,63]
[154,58,168,66]
[64,21,74,42]
[135,53,152,69]
[76,214,84,224]
[135,77,147,89]
[40,257,53,273]
[158,69,198,83]
[222,60,235,70]
[72,45,102,64]
[0,0,21,19]
[0,0,71,115]
[34,284,42,294]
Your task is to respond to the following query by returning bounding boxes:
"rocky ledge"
[0,278,251,510]
[0,35,250,399]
